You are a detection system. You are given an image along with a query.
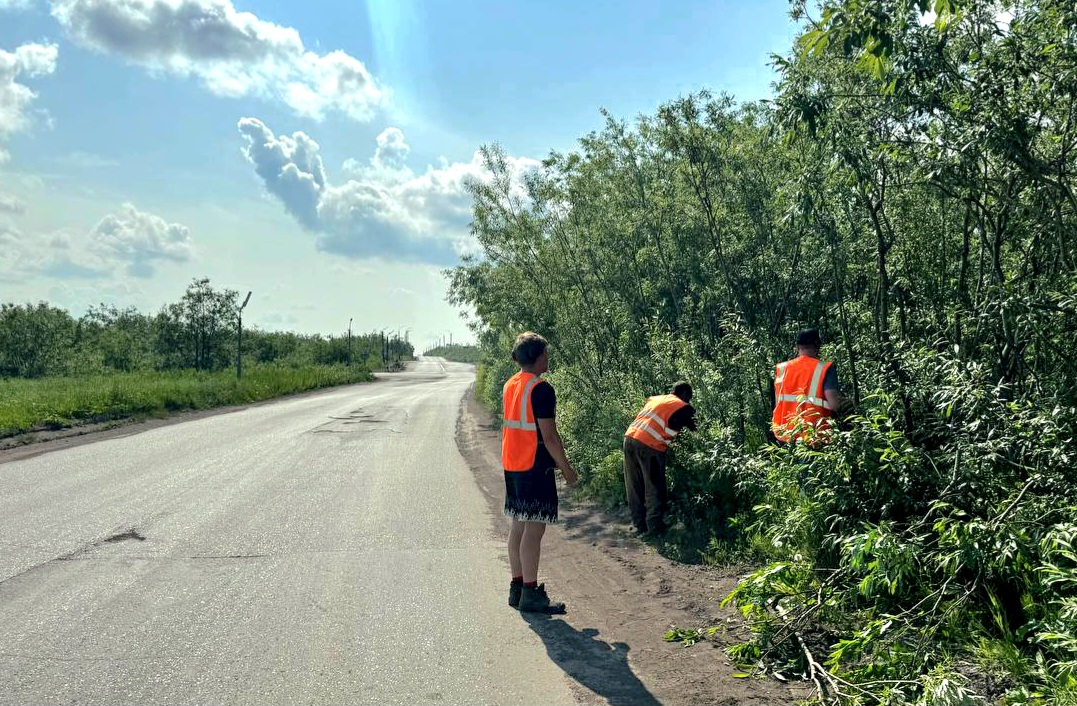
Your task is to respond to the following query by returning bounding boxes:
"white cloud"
[238,118,540,264]
[373,127,409,170]
[0,203,194,282]
[0,0,35,9]
[90,203,194,277]
[0,42,59,163]
[0,192,26,214]
[0,220,23,254]
[237,116,324,229]
[342,129,412,177]
[52,0,386,121]
[0,223,103,282]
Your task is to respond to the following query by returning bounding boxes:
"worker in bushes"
[502,331,579,614]
[623,381,697,536]
[771,328,843,446]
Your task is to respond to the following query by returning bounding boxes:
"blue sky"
[0,0,798,349]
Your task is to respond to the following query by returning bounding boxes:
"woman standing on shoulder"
[502,331,578,614]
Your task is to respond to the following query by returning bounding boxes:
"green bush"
[449,0,1077,699]
[584,450,628,510]
[723,349,1077,703]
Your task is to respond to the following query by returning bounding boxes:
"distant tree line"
[423,344,480,364]
[0,277,414,379]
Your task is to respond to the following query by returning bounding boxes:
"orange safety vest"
[624,394,688,452]
[502,371,549,471]
[772,355,834,443]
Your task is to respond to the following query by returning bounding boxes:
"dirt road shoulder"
[455,388,805,706]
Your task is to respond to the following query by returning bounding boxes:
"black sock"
[511,576,523,584]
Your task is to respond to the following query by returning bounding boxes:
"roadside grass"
[0,364,373,438]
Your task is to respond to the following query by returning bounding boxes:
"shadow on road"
[522,612,662,706]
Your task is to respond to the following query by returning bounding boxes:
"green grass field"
[0,365,373,438]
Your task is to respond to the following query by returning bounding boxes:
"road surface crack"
[102,529,146,544]
[0,527,149,585]
[311,408,408,434]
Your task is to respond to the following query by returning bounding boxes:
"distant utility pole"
[347,317,353,367]
[236,290,252,379]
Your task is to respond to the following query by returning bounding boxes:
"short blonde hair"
[511,331,548,366]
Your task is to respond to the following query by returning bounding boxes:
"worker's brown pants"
[622,436,668,534]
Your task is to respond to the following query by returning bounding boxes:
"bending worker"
[772,328,843,445]
[623,381,697,536]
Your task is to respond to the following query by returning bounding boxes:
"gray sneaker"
[518,583,566,614]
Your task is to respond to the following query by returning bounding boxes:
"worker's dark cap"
[795,329,822,347]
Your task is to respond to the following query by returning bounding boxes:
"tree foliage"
[424,344,481,364]
[450,0,1077,701]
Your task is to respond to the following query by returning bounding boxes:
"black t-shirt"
[531,381,556,443]
[668,404,697,433]
[823,365,839,391]
[529,380,556,469]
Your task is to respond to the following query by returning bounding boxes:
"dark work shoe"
[509,581,522,608]
[519,583,567,614]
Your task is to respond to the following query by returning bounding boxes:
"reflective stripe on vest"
[772,356,834,443]
[503,375,542,432]
[502,372,546,471]
[624,394,687,452]
[775,394,833,410]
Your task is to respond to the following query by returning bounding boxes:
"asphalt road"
[0,358,578,705]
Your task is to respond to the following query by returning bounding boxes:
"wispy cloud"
[0,203,194,281]
[0,192,25,214]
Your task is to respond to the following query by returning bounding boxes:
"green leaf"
[798,28,830,58]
